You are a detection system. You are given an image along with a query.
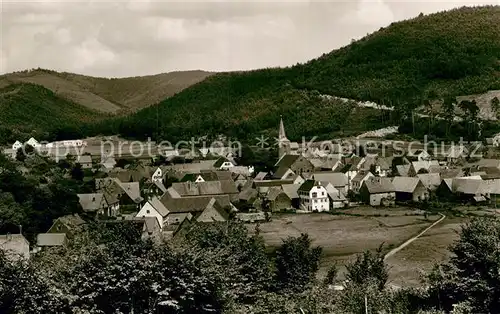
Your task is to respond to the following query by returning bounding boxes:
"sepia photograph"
[1,0,500,313]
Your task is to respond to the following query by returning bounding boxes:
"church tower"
[278,116,291,159]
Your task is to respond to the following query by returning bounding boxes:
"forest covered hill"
[88,6,500,142]
[1,6,499,144]
[0,69,213,114]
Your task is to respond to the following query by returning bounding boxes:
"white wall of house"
[152,168,163,183]
[300,185,330,212]
[137,202,163,227]
[220,161,234,170]
[369,192,396,206]
[195,175,205,183]
[12,141,22,151]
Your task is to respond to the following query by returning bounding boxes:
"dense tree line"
[0,151,89,243]
[2,216,500,313]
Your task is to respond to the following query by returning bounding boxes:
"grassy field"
[250,207,448,285]
[385,217,465,287]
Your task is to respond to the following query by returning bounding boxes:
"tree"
[442,96,456,137]
[428,217,500,313]
[274,233,322,292]
[346,244,388,291]
[70,164,84,181]
[491,97,500,119]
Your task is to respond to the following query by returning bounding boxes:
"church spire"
[279,115,288,141]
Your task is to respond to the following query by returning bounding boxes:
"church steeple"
[279,115,288,141]
[278,116,291,159]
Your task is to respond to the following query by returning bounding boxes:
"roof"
[440,168,464,179]
[213,157,231,168]
[78,193,106,212]
[352,171,372,183]
[267,187,288,201]
[254,172,268,180]
[253,179,294,187]
[76,155,92,164]
[118,182,143,203]
[37,233,67,247]
[476,159,500,169]
[0,234,29,260]
[311,172,347,187]
[392,177,422,193]
[281,184,300,199]
[322,183,346,201]
[396,165,411,177]
[149,197,169,217]
[453,178,489,195]
[417,173,441,189]
[171,180,238,197]
[275,154,300,168]
[273,166,294,179]
[298,180,316,192]
[239,188,258,201]
[54,214,85,229]
[362,177,395,194]
[160,194,231,215]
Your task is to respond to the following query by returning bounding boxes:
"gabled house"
[409,160,439,176]
[11,140,22,151]
[170,180,239,202]
[0,234,30,261]
[47,214,85,236]
[351,171,374,193]
[446,146,468,164]
[213,157,236,170]
[76,155,93,169]
[100,157,117,171]
[359,177,395,207]
[136,197,169,228]
[311,172,348,195]
[272,167,296,180]
[143,180,167,198]
[96,178,144,215]
[275,154,315,176]
[151,167,163,183]
[26,137,41,149]
[407,149,431,161]
[281,184,301,209]
[417,173,441,191]
[297,180,330,212]
[78,193,108,215]
[266,187,292,212]
[321,182,348,209]
[392,177,429,202]
[36,233,67,251]
[159,194,231,224]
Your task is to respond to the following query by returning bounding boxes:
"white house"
[12,141,22,151]
[136,197,169,228]
[151,167,163,183]
[297,180,330,212]
[26,137,41,149]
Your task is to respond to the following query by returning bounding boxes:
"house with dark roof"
[359,177,395,206]
[297,180,330,212]
[47,214,85,236]
[78,193,108,215]
[392,177,429,202]
[158,194,231,224]
[275,154,315,177]
[213,157,236,170]
[96,178,144,215]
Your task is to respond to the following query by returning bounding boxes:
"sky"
[1,0,498,77]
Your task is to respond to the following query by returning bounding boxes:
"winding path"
[384,213,446,260]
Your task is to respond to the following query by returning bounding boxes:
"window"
[146,210,150,214]
[312,192,317,197]
[322,192,325,196]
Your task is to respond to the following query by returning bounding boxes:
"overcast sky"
[1,0,498,77]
